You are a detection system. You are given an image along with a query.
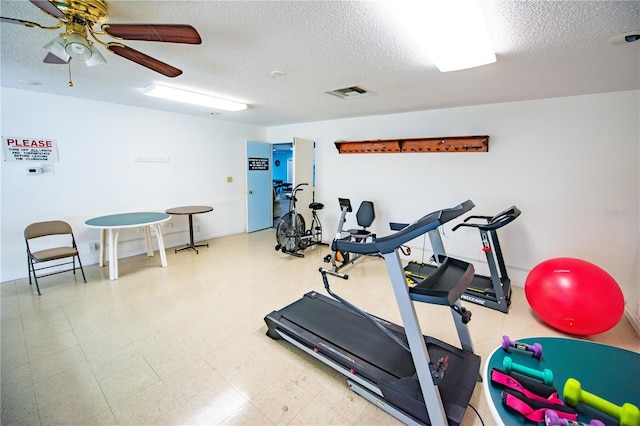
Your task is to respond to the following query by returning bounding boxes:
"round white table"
[85,212,171,280]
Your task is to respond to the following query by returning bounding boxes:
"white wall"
[2,88,639,332]
[1,88,266,281]
[268,91,640,326]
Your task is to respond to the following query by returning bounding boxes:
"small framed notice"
[248,157,269,171]
[2,137,59,162]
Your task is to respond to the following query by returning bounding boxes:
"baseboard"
[625,305,640,338]
[79,229,245,268]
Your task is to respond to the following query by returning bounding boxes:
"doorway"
[246,138,316,233]
[272,143,293,227]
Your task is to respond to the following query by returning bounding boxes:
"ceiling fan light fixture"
[382,0,496,72]
[65,32,92,60]
[142,83,248,112]
[85,45,106,67]
[44,35,70,62]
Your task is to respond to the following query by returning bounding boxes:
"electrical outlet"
[227,176,233,183]
[87,243,98,253]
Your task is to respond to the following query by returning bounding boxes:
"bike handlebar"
[286,183,309,203]
[292,183,308,193]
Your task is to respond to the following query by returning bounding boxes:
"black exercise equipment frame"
[454,206,521,313]
[403,206,521,313]
[265,200,481,425]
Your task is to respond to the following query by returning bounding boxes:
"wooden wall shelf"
[334,136,489,154]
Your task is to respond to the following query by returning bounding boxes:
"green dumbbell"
[503,356,553,385]
[564,378,640,426]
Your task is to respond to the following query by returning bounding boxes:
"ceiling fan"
[0,0,201,78]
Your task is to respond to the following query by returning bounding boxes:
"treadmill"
[404,206,521,313]
[265,200,481,426]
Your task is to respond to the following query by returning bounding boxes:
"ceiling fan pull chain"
[68,59,73,87]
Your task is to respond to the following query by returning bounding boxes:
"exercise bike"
[275,183,326,257]
[323,197,377,279]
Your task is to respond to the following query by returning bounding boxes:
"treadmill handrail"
[333,200,475,255]
[452,205,521,232]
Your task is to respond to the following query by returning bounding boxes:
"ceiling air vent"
[326,86,375,100]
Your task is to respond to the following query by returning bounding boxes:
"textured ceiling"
[1,0,638,126]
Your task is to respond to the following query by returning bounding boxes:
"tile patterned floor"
[2,228,638,425]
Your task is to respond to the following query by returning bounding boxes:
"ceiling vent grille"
[326,86,375,100]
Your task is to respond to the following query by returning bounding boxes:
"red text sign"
[2,137,59,162]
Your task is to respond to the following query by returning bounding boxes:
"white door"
[293,137,315,226]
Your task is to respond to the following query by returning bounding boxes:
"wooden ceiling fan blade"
[108,44,183,78]
[43,52,69,64]
[29,0,65,19]
[1,16,47,27]
[102,24,202,44]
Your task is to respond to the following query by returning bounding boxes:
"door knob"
[248,190,253,194]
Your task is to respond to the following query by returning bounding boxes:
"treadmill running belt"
[267,291,482,426]
[281,294,416,379]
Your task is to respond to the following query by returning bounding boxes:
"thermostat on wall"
[25,163,53,175]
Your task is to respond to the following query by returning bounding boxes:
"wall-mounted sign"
[248,157,269,171]
[2,137,59,162]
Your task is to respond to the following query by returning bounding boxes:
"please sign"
[2,137,59,162]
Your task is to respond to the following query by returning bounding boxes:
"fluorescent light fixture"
[142,83,248,112]
[383,0,496,72]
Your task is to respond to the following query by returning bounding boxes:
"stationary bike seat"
[309,202,324,210]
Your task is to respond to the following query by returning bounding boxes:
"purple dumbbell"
[502,335,543,359]
[545,409,605,426]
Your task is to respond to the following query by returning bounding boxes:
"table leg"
[188,214,195,246]
[175,213,209,254]
[152,223,168,267]
[144,226,154,257]
[100,229,107,267]
[108,228,120,280]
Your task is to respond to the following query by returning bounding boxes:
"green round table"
[483,336,640,425]
[86,212,171,280]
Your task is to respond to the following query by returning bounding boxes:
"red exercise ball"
[524,257,624,336]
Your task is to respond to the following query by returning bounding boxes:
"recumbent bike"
[323,197,377,279]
